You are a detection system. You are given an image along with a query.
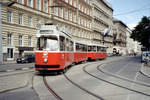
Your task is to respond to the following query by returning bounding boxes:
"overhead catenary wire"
[114,7,150,16]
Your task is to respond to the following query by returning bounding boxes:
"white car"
[141,51,150,62]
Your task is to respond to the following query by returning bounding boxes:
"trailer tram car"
[35,24,74,72]
[88,44,107,60]
[74,42,88,64]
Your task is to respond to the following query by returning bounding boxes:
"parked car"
[16,54,35,63]
[107,53,114,57]
[141,51,150,62]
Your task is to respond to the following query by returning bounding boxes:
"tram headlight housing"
[44,58,48,63]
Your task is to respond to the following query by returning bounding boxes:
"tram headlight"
[44,58,48,63]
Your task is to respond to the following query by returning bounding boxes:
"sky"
[107,0,150,29]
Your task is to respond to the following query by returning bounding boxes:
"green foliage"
[130,16,150,49]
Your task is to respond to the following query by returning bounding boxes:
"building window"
[82,5,84,12]
[36,19,41,29]
[89,22,91,28]
[18,13,23,25]
[69,10,72,21]
[65,8,68,20]
[7,34,12,46]
[28,36,32,46]
[79,3,81,10]
[28,0,33,7]
[78,16,80,24]
[28,16,32,27]
[36,0,40,10]
[7,11,12,23]
[73,13,76,23]
[87,0,90,4]
[18,0,23,4]
[59,8,63,18]
[69,0,72,5]
[18,35,22,46]
[65,0,68,3]
[54,7,58,16]
[73,0,76,7]
[44,0,48,13]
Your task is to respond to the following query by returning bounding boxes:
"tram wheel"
[63,68,66,73]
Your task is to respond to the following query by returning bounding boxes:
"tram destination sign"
[40,30,53,34]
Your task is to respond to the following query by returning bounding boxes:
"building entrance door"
[7,48,14,60]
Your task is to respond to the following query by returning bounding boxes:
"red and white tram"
[35,24,74,71]
[35,24,107,72]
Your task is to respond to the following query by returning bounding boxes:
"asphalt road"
[1,56,150,100]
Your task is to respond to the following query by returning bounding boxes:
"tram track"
[97,65,150,88]
[43,76,63,100]
[42,70,105,100]
[83,63,150,97]
[41,57,150,100]
[64,73,105,100]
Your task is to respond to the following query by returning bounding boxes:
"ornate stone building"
[113,19,127,54]
[1,0,129,62]
[0,0,93,62]
[91,0,114,52]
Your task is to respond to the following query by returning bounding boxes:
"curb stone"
[0,67,34,73]
[140,63,150,78]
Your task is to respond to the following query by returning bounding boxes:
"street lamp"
[0,0,15,64]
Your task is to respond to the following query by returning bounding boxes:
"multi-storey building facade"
[126,28,141,55]
[1,0,93,62]
[113,19,127,54]
[91,0,113,47]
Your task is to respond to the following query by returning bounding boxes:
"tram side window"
[88,46,92,52]
[80,44,84,52]
[93,46,97,52]
[69,41,74,51]
[76,43,82,52]
[76,43,79,52]
[101,47,104,52]
[97,46,101,52]
[66,38,70,51]
[60,36,65,51]
[83,45,87,52]
[103,47,106,52]
[101,47,106,52]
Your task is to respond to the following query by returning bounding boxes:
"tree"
[130,16,150,49]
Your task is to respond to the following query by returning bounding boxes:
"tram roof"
[88,44,108,48]
[74,41,89,45]
[38,25,72,39]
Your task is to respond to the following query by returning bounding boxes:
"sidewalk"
[3,61,16,64]
[0,63,34,72]
[140,63,150,78]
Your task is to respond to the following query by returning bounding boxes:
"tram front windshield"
[37,36,58,51]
